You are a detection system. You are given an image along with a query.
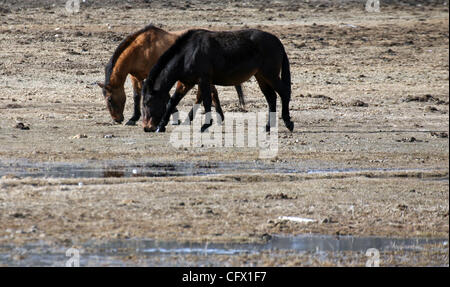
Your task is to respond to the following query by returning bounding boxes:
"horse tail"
[281,49,291,96]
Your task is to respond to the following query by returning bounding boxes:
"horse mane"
[146,29,205,87]
[105,24,162,86]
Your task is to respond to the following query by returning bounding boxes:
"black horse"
[141,29,294,133]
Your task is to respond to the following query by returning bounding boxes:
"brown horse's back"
[125,28,180,80]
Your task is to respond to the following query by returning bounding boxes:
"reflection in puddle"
[0,235,447,266]
[0,159,446,179]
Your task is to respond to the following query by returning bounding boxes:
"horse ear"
[97,82,105,89]
[97,82,112,92]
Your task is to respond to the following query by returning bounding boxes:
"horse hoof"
[200,124,211,133]
[266,125,271,133]
[125,120,137,126]
[286,121,294,132]
[156,126,166,133]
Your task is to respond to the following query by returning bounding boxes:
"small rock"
[203,208,214,215]
[10,212,26,218]
[397,137,421,143]
[321,217,337,224]
[73,134,88,139]
[312,94,333,101]
[103,134,115,139]
[397,204,408,211]
[385,48,396,55]
[118,199,138,206]
[293,41,306,48]
[430,132,448,138]
[402,94,436,103]
[5,103,23,109]
[28,225,38,233]
[425,106,439,113]
[261,233,272,241]
[265,193,294,200]
[14,123,30,130]
[278,216,317,223]
[351,100,368,107]
[12,254,27,261]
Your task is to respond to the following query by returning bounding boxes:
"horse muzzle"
[114,116,124,124]
[143,117,157,132]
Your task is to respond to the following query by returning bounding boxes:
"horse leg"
[170,82,191,125]
[156,82,192,133]
[255,75,277,133]
[211,86,224,124]
[171,108,181,125]
[186,83,219,128]
[270,78,294,132]
[172,82,194,125]
[234,85,246,111]
[186,90,203,125]
[125,76,142,125]
[199,79,213,133]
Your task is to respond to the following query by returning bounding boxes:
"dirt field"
[0,0,448,266]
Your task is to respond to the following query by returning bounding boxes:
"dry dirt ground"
[0,0,448,266]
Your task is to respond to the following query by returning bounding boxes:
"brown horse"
[98,25,245,126]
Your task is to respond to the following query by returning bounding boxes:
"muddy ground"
[0,0,448,266]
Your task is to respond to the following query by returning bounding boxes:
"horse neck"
[108,54,134,89]
[156,69,179,95]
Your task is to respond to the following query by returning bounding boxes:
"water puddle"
[135,235,448,254]
[0,159,446,179]
[1,235,447,266]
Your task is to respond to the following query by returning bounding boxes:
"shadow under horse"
[97,25,245,126]
[141,29,294,133]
